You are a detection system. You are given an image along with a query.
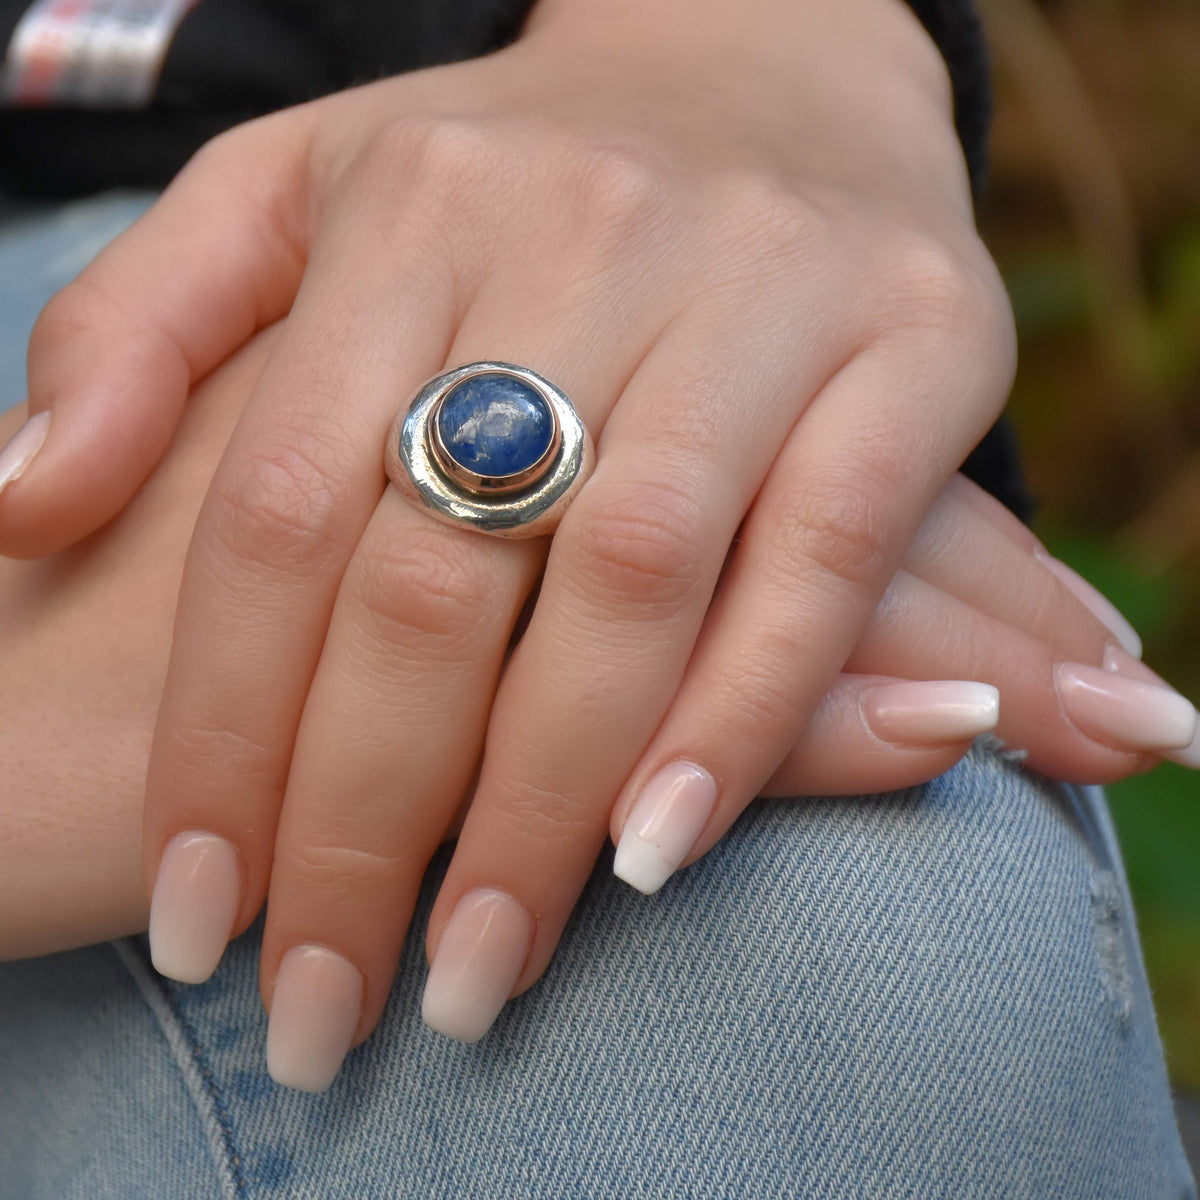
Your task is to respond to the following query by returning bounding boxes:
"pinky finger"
[613,674,997,895]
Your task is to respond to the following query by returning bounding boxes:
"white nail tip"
[1165,727,1200,770]
[613,761,718,896]
[613,832,679,896]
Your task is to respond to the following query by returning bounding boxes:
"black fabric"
[0,0,531,193]
[0,0,1030,519]
[902,0,992,195]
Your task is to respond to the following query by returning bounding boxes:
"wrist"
[522,0,953,113]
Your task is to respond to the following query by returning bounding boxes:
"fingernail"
[0,411,50,499]
[267,946,363,1093]
[1036,550,1142,658]
[422,888,533,1043]
[1105,646,1200,769]
[1055,662,1197,752]
[863,680,1000,746]
[149,831,241,983]
[613,760,718,895]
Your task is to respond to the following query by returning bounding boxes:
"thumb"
[0,108,315,558]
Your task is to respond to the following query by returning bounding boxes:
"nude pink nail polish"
[862,680,1000,746]
[1055,662,1197,752]
[1104,646,1200,769]
[422,889,533,1043]
[0,411,50,499]
[267,945,363,1093]
[149,831,241,984]
[613,761,718,896]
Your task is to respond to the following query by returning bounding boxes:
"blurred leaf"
[1003,249,1093,336]
[1109,764,1200,919]
[1133,916,1200,1090]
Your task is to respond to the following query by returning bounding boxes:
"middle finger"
[421,297,851,1042]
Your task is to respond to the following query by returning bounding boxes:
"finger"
[903,474,1143,661]
[744,673,997,799]
[260,490,544,1091]
[629,558,1192,890]
[593,331,1022,893]
[145,125,680,998]
[0,110,314,557]
[142,196,459,986]
[611,566,1143,894]
[419,291,862,1042]
[842,569,1196,778]
[254,230,681,1080]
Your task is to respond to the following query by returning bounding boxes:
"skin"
[0,333,1146,972]
[0,0,1174,1056]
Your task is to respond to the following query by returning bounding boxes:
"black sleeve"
[1,0,991,199]
[899,1,1032,520]
[900,0,992,196]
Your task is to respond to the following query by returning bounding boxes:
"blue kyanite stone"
[436,372,554,478]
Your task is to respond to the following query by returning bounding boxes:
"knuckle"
[884,236,1011,342]
[565,480,708,612]
[876,234,1018,413]
[209,438,353,576]
[561,143,666,241]
[765,470,892,591]
[351,528,493,648]
[184,124,247,177]
[484,772,595,848]
[281,839,411,899]
[162,717,281,790]
[709,647,805,735]
[29,277,117,358]
[362,115,501,200]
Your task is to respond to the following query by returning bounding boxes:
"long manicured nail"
[1104,646,1200,769]
[1165,726,1200,770]
[0,411,50,499]
[422,888,533,1043]
[1055,662,1197,752]
[613,761,718,896]
[1036,550,1142,658]
[863,680,999,746]
[267,946,363,1093]
[149,831,241,984]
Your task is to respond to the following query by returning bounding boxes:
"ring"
[384,361,595,538]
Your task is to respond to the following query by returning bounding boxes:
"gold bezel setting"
[384,361,594,539]
[427,370,563,496]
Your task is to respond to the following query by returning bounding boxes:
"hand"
[2,329,1191,1034]
[2,0,1193,1088]
[0,332,1183,962]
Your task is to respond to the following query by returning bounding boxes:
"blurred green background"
[977,0,1199,1088]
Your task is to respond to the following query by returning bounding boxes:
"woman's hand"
[1,327,1191,1027]
[2,0,1194,1087]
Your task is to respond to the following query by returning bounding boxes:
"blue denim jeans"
[0,195,1194,1199]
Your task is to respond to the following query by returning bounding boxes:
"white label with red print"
[3,0,200,108]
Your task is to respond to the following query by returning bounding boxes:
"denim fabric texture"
[0,196,1195,1199]
[2,746,1196,1198]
